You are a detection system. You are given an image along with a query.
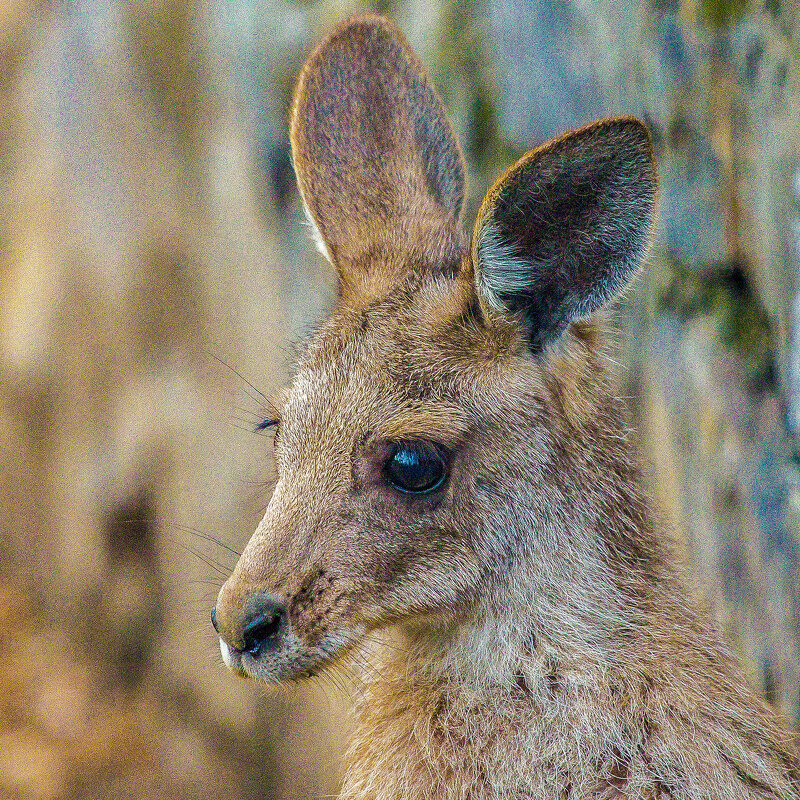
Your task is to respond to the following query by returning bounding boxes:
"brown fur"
[214,15,800,799]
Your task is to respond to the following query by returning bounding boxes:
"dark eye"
[255,418,278,433]
[384,441,448,494]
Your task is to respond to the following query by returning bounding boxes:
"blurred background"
[1,0,799,797]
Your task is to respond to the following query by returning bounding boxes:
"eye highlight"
[384,441,448,495]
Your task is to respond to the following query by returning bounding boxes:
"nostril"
[241,603,286,658]
[211,605,219,633]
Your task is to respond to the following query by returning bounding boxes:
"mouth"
[219,639,248,678]
[217,626,365,683]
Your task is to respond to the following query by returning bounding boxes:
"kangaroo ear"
[472,118,657,351]
[290,15,466,271]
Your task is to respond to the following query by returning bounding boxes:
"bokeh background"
[1,0,799,797]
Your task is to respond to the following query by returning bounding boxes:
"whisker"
[181,580,224,589]
[172,524,241,559]
[178,543,232,579]
[232,404,273,420]
[204,350,273,406]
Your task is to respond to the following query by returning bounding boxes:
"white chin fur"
[220,639,235,669]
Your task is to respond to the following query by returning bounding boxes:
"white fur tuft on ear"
[476,221,537,313]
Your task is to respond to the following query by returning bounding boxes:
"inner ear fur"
[290,15,466,273]
[472,117,657,352]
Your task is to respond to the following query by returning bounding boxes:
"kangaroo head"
[213,15,657,682]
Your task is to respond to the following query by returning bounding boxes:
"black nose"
[240,595,288,658]
[211,605,219,633]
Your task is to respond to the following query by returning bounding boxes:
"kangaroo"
[212,15,800,799]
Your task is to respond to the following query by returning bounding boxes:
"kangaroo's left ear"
[472,117,657,352]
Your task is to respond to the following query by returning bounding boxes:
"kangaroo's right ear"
[472,118,657,352]
[290,15,466,273]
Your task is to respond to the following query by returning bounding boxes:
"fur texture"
[214,15,800,800]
